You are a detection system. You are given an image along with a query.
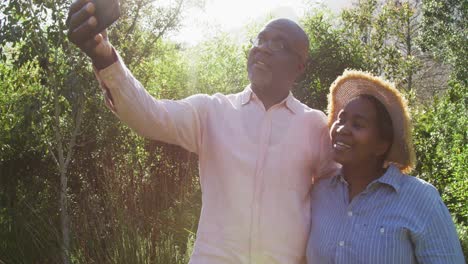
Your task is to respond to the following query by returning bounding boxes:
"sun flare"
[171,0,307,45]
[170,0,353,45]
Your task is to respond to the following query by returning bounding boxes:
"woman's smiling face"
[330,96,391,166]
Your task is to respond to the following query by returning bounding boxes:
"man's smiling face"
[247,19,308,96]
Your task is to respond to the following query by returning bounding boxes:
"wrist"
[92,48,118,70]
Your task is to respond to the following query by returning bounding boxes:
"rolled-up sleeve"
[413,195,465,263]
[94,52,207,154]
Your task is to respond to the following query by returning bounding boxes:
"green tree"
[420,0,467,83]
[185,32,249,95]
[0,0,88,261]
[297,11,368,110]
[111,0,185,68]
[413,81,467,222]
[0,0,190,262]
[0,58,63,264]
[412,80,468,255]
[341,0,424,91]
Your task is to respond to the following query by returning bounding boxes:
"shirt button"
[339,241,344,247]
[347,211,353,217]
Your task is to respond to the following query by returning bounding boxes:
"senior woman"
[306,70,465,263]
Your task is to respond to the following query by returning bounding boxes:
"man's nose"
[253,41,272,54]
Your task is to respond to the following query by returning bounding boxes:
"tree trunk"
[406,16,413,91]
[50,83,84,264]
[60,166,70,264]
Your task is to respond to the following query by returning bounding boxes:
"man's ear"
[298,56,310,74]
[297,62,305,74]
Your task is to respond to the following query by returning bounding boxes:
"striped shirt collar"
[241,85,301,114]
[331,165,405,193]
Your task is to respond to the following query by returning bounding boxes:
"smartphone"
[93,0,120,33]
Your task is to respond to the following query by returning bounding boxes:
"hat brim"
[327,70,415,173]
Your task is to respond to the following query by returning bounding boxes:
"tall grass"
[0,140,200,264]
[70,184,199,264]
[0,201,62,264]
[67,141,200,264]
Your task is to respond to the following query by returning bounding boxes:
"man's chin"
[248,73,272,90]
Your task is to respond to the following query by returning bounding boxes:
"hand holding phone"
[67,0,120,68]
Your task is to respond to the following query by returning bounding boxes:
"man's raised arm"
[66,0,206,154]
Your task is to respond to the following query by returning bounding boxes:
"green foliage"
[0,184,61,264]
[298,11,369,110]
[185,32,249,95]
[455,220,468,259]
[1,0,467,262]
[413,80,467,223]
[341,0,423,91]
[133,41,190,99]
[0,61,44,160]
[0,0,69,66]
[68,140,200,263]
[420,0,467,83]
[1,0,197,263]
[0,60,63,264]
[110,0,184,68]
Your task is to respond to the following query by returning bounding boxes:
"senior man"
[67,1,337,262]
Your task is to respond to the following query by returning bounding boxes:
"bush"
[455,221,468,259]
[412,80,467,223]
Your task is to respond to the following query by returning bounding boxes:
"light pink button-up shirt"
[95,56,337,264]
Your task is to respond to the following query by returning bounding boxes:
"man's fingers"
[100,30,108,41]
[94,33,104,44]
[67,0,114,62]
[68,0,92,21]
[68,2,95,31]
[68,16,98,45]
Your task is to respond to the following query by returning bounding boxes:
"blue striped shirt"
[306,165,465,264]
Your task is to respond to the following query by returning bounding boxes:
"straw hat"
[327,70,416,173]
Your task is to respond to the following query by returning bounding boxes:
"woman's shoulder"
[399,173,439,196]
[397,170,445,210]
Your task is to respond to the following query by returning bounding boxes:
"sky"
[169,0,354,45]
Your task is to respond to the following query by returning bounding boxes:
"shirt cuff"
[93,48,120,112]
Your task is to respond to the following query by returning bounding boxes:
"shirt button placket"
[338,205,354,261]
[250,110,272,262]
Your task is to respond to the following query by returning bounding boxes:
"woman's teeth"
[334,141,351,150]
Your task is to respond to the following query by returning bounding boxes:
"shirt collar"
[241,85,301,114]
[374,165,404,193]
[241,85,254,105]
[329,165,404,193]
[284,94,302,114]
[330,170,347,186]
